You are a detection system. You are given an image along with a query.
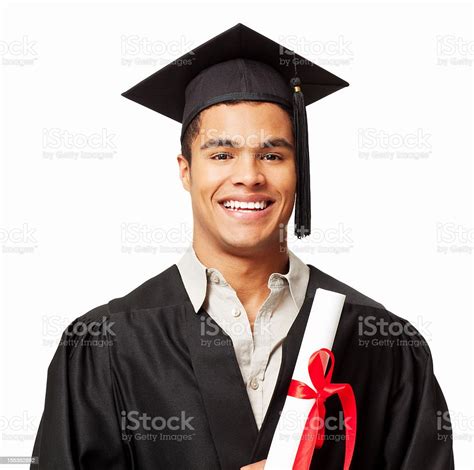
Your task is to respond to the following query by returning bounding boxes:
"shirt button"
[209,272,220,284]
[249,377,259,390]
[232,307,241,318]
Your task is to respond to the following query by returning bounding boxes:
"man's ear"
[177,154,191,192]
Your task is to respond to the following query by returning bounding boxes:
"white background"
[1,1,472,468]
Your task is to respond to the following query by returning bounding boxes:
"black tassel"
[290,74,311,239]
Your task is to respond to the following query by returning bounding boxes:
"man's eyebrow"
[199,138,240,150]
[261,138,294,150]
[199,137,294,150]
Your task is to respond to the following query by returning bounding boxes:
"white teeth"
[222,200,270,211]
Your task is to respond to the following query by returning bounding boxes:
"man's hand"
[240,459,266,469]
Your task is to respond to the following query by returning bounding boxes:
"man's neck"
[192,239,290,325]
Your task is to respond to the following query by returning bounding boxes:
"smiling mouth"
[218,200,275,212]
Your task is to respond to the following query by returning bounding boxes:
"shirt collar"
[176,244,309,314]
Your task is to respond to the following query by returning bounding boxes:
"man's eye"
[260,153,282,161]
[211,153,232,160]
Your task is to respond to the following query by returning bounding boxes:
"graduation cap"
[121,23,349,238]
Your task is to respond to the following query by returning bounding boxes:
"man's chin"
[219,228,276,251]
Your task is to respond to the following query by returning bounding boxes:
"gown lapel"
[185,303,258,469]
[183,264,319,469]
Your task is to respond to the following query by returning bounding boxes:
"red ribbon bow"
[287,348,357,470]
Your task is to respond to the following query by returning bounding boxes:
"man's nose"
[229,151,265,186]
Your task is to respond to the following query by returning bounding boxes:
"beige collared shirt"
[176,245,310,429]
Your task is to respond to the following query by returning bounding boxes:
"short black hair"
[180,100,294,165]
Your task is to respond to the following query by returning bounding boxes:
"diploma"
[265,288,347,470]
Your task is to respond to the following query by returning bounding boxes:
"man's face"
[178,101,296,252]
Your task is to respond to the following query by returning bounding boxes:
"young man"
[31,24,454,469]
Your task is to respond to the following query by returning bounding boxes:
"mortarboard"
[121,23,349,238]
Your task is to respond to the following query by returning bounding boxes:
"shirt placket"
[247,276,286,427]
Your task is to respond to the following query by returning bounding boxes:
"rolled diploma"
[265,288,346,470]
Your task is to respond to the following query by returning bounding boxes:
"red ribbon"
[287,348,357,470]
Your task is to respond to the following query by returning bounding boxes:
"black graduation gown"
[31,263,454,470]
